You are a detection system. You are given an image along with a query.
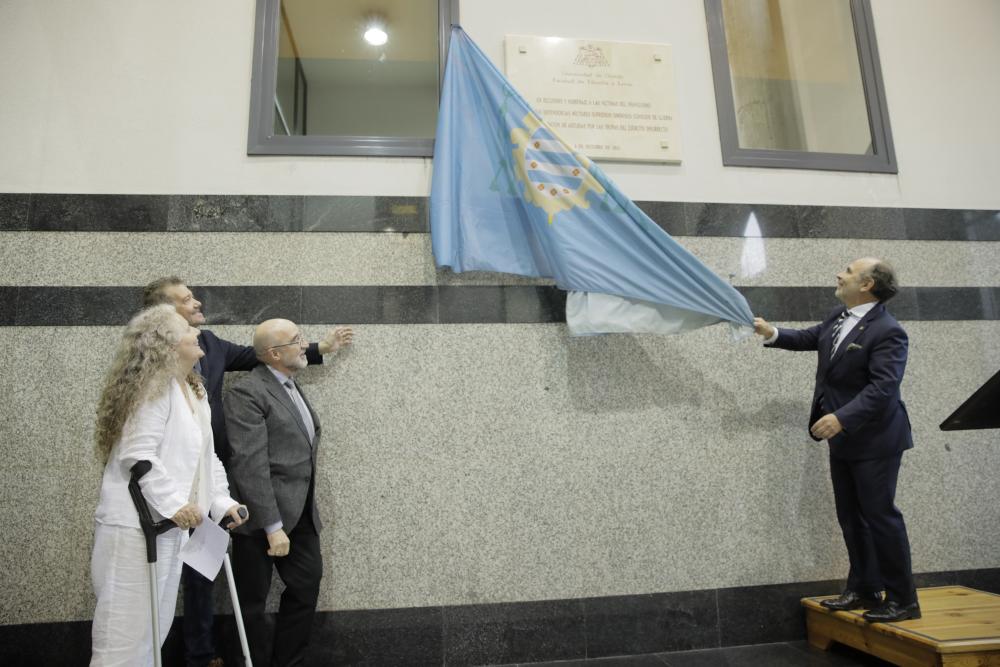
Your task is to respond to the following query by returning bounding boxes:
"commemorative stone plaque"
[504,34,682,163]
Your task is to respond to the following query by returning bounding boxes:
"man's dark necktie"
[830,310,850,359]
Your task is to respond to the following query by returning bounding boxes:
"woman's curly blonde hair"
[93,304,204,464]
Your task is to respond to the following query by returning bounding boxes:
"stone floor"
[507,640,894,666]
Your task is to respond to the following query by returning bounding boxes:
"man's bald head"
[857,257,899,303]
[836,257,899,307]
[253,319,308,374]
[855,257,879,273]
[252,319,293,357]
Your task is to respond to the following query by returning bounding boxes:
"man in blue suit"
[142,276,353,667]
[754,258,919,623]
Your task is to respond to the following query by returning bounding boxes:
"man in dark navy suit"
[142,277,353,667]
[754,258,919,623]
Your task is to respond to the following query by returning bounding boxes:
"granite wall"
[0,195,998,665]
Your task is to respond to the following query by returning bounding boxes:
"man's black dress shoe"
[820,590,883,611]
[863,601,922,622]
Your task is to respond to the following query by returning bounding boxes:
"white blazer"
[95,378,235,529]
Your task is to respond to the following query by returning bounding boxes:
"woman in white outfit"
[90,304,248,666]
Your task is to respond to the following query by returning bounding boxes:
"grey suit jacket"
[224,364,323,535]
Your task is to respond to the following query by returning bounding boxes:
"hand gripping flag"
[431,27,754,336]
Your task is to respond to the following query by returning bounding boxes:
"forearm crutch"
[127,460,174,667]
[220,508,252,667]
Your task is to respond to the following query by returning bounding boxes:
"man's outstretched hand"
[753,317,776,339]
[318,327,354,355]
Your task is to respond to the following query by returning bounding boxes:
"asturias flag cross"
[431,27,754,336]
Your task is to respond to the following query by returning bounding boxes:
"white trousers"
[90,523,184,667]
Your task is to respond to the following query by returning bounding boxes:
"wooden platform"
[802,586,1000,667]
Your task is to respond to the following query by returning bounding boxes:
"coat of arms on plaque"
[573,44,610,68]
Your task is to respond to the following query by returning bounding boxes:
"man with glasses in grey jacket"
[225,318,332,667]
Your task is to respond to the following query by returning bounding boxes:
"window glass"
[276,0,440,138]
[721,0,872,154]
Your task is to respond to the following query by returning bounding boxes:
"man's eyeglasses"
[268,334,305,350]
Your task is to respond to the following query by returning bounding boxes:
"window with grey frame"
[704,0,896,173]
[248,0,458,157]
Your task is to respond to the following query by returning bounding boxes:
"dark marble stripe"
[0,618,92,667]
[0,193,30,231]
[676,203,906,240]
[2,193,998,240]
[660,642,846,667]
[436,285,568,324]
[581,590,718,658]
[11,286,140,326]
[195,285,303,324]
[2,285,999,326]
[28,194,170,232]
[916,287,1000,321]
[651,202,1000,241]
[0,286,18,325]
[442,598,587,665]
[2,568,997,666]
[311,606,445,665]
[716,579,841,646]
[303,285,441,325]
[4,193,428,233]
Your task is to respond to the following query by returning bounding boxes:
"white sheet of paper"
[180,518,229,580]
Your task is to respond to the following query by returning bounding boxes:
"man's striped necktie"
[830,310,850,359]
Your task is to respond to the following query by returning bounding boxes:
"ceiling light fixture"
[364,26,388,45]
[363,12,388,46]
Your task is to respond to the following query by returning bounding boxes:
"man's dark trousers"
[830,452,916,604]
[182,566,216,666]
[231,504,322,667]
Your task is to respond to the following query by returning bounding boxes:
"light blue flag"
[431,27,754,336]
